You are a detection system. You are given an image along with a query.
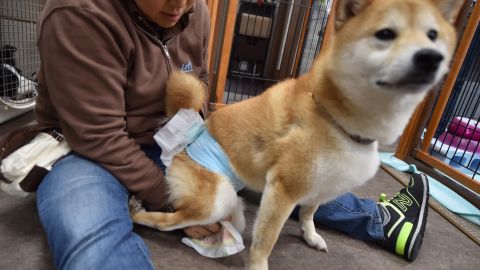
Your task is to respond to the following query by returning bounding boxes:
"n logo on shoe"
[392,193,413,212]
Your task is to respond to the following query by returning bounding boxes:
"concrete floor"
[1,112,479,270]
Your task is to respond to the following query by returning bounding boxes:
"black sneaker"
[377,173,429,261]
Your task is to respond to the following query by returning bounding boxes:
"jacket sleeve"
[37,8,168,210]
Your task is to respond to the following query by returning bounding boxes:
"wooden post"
[395,104,425,160]
[420,4,480,153]
[214,1,239,105]
[291,0,314,75]
[319,0,337,53]
[416,151,480,195]
[206,0,219,70]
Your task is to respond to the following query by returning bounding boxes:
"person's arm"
[38,8,168,210]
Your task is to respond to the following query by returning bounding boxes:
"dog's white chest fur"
[300,141,380,205]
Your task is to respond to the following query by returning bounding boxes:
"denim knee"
[316,193,384,241]
[37,154,153,270]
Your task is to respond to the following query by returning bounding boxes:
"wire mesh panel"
[0,0,44,109]
[223,0,333,104]
[298,0,333,75]
[429,22,480,181]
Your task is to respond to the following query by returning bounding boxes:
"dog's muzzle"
[414,49,444,73]
[403,49,444,85]
[378,49,445,90]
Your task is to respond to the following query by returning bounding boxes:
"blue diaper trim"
[186,125,246,192]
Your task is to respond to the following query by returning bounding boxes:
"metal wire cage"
[0,0,45,110]
[429,7,480,181]
[223,0,334,104]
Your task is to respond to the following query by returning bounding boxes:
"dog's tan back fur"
[133,1,465,269]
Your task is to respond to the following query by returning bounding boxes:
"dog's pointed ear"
[335,0,373,29]
[430,0,465,23]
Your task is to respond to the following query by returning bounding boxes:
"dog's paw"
[131,212,160,229]
[130,211,147,224]
[249,260,268,270]
[303,231,328,253]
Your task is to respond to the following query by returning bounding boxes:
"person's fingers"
[183,226,199,238]
[194,226,213,237]
[183,222,223,238]
[184,226,205,238]
[204,222,221,233]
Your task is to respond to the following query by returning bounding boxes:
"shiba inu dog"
[133,0,464,269]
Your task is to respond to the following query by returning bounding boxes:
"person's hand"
[183,223,221,239]
[182,215,232,239]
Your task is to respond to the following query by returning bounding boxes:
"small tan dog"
[133,0,464,269]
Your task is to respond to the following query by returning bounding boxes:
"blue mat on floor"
[379,152,480,226]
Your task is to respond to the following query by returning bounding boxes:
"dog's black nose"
[413,49,444,72]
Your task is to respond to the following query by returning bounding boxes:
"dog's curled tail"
[165,71,206,117]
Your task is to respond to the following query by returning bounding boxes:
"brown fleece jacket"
[34,0,210,210]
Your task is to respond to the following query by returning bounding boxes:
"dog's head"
[328,0,464,95]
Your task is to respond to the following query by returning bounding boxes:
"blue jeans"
[37,143,382,269]
[292,193,384,241]
[37,145,164,270]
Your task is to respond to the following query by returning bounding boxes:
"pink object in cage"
[448,117,480,141]
[437,132,480,153]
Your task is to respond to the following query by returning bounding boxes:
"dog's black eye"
[375,28,396,41]
[427,30,438,41]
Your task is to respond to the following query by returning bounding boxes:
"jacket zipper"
[132,19,176,75]
[162,36,178,65]
[160,40,172,74]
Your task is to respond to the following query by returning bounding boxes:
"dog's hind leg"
[299,204,328,252]
[132,211,204,231]
[249,181,297,270]
[230,198,246,233]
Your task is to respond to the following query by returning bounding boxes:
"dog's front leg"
[299,204,328,252]
[250,182,296,270]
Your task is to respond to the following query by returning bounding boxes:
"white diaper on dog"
[154,108,204,167]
